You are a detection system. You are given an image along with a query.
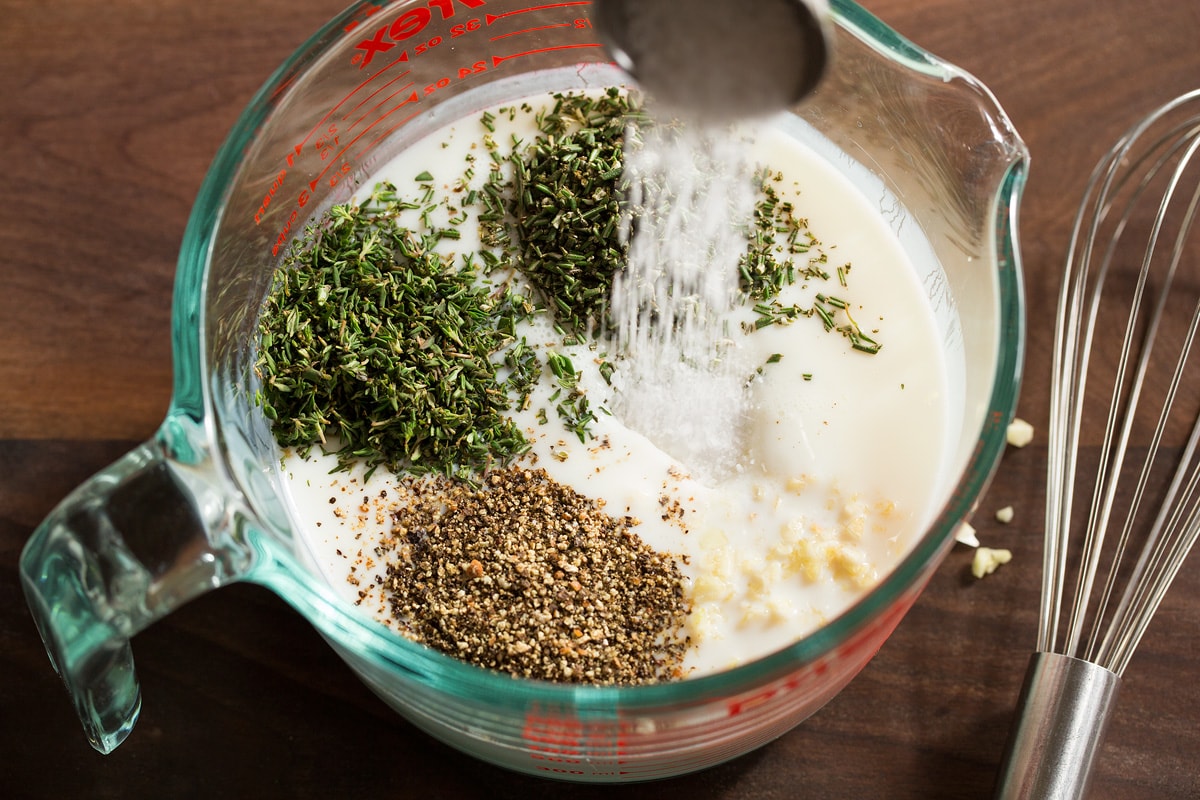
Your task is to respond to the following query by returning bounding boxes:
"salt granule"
[609,116,758,481]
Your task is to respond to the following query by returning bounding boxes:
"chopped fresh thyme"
[254,183,534,479]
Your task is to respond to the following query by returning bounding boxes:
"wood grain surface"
[3,1,1199,797]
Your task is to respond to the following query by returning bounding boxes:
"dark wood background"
[3,1,1199,797]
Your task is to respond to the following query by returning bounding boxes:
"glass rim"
[171,0,1028,709]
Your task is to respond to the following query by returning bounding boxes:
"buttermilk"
[268,87,957,680]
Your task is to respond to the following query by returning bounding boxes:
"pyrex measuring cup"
[20,0,1026,782]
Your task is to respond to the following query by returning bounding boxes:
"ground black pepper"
[377,465,690,684]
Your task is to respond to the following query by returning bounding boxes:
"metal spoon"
[594,0,833,120]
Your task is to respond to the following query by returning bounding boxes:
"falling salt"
[601,0,818,121]
[609,114,759,482]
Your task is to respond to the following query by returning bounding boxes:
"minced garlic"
[1006,418,1034,448]
[972,546,1012,578]
[955,520,980,548]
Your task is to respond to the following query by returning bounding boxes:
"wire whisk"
[995,89,1200,800]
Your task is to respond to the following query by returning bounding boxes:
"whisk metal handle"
[994,652,1122,800]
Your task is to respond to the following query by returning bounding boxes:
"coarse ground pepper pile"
[378,466,691,684]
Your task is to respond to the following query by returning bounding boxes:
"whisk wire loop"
[999,86,1200,800]
[1080,132,1200,665]
[1094,158,1200,672]
[1040,89,1200,668]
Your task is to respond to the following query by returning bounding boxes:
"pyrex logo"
[354,0,488,69]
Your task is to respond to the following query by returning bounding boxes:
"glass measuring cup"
[20,0,1026,782]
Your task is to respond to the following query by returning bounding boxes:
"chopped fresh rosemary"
[495,88,646,336]
[546,350,596,442]
[738,169,878,356]
[480,92,880,360]
[739,168,818,300]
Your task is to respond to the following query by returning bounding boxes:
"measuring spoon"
[594,0,833,120]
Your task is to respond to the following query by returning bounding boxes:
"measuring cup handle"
[19,431,252,754]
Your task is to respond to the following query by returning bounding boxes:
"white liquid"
[611,119,758,478]
[278,90,955,678]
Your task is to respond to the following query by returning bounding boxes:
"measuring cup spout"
[19,422,253,753]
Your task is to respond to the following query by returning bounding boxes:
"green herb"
[501,337,541,410]
[814,295,882,354]
[813,301,836,331]
[490,88,649,336]
[817,293,847,309]
[260,89,885,478]
[750,300,808,330]
[254,183,532,479]
[598,359,615,385]
[739,169,817,301]
[737,169,881,355]
[546,351,596,442]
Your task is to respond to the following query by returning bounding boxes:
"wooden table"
[3,1,1198,797]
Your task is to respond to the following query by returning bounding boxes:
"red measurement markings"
[354,57,488,161]
[266,93,418,256]
[342,2,384,33]
[355,107,426,168]
[341,69,414,123]
[489,22,574,41]
[258,55,407,227]
[310,92,422,191]
[269,72,298,104]
[353,0,488,69]
[449,18,483,37]
[345,82,418,133]
[254,169,289,225]
[521,708,631,777]
[484,1,591,25]
[485,6,595,45]
[491,41,603,68]
[287,51,410,169]
[264,0,602,241]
